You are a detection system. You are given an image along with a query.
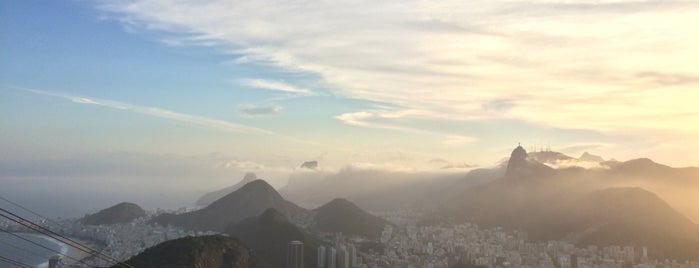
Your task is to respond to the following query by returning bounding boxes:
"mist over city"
[2,1,699,268]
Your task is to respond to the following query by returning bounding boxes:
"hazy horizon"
[3,0,699,254]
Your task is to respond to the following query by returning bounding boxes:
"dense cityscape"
[3,208,699,268]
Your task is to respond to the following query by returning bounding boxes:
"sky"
[2,0,699,215]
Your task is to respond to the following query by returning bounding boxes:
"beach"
[62,237,103,267]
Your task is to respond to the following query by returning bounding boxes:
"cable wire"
[0,228,86,265]
[0,208,134,268]
[0,196,136,268]
[0,254,34,268]
[0,233,65,260]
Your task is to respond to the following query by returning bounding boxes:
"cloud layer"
[97,0,699,154]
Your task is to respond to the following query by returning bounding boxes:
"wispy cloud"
[238,104,282,117]
[11,85,281,136]
[336,110,477,145]
[239,79,311,95]
[97,0,699,139]
[442,135,477,146]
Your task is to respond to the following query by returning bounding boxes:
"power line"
[0,232,65,261]
[0,254,34,268]
[0,195,94,266]
[0,208,134,268]
[0,228,86,265]
[0,196,136,268]
[0,209,127,268]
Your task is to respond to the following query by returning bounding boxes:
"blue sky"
[2,0,699,214]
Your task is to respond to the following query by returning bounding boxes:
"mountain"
[196,172,259,206]
[606,158,674,176]
[152,180,306,232]
[528,150,574,164]
[505,145,555,179]
[281,167,494,212]
[226,208,325,268]
[300,161,318,169]
[115,235,270,268]
[311,198,390,239]
[579,152,604,162]
[431,145,699,261]
[576,187,699,261]
[83,202,146,225]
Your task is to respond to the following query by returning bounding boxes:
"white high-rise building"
[338,245,350,268]
[327,247,337,268]
[348,244,357,267]
[287,240,304,268]
[318,245,327,268]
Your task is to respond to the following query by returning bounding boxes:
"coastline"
[26,233,102,268]
[62,237,102,266]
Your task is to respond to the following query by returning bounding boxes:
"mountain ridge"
[311,198,391,239]
[83,202,146,226]
[431,145,699,261]
[196,172,259,207]
[226,208,325,268]
[152,179,306,232]
[115,235,270,268]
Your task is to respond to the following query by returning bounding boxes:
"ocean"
[0,232,67,268]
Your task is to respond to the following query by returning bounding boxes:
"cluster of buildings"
[1,214,214,267]
[286,240,360,268]
[4,209,699,268]
[59,217,216,266]
[350,211,699,268]
[317,243,359,268]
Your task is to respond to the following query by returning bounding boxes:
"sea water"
[0,233,67,268]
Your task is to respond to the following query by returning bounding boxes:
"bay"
[0,232,66,268]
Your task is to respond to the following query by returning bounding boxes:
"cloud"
[97,0,699,138]
[238,104,282,116]
[239,79,311,95]
[442,135,477,145]
[635,71,699,86]
[559,142,612,155]
[12,86,292,138]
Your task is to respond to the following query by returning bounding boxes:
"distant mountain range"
[431,145,699,261]
[152,179,306,232]
[196,172,259,207]
[146,179,392,267]
[83,202,146,225]
[311,198,390,239]
[579,151,605,162]
[115,235,270,268]
[227,208,325,268]
[281,168,487,212]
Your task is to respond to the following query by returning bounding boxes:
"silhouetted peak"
[579,152,605,162]
[113,202,141,209]
[506,145,528,176]
[258,208,289,224]
[300,161,318,169]
[195,172,263,206]
[312,198,389,238]
[320,198,358,210]
[242,172,258,181]
[238,179,277,194]
[610,158,671,174]
[528,151,574,164]
[504,145,555,179]
[206,179,284,210]
[83,202,146,225]
[511,145,527,159]
[624,158,656,166]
